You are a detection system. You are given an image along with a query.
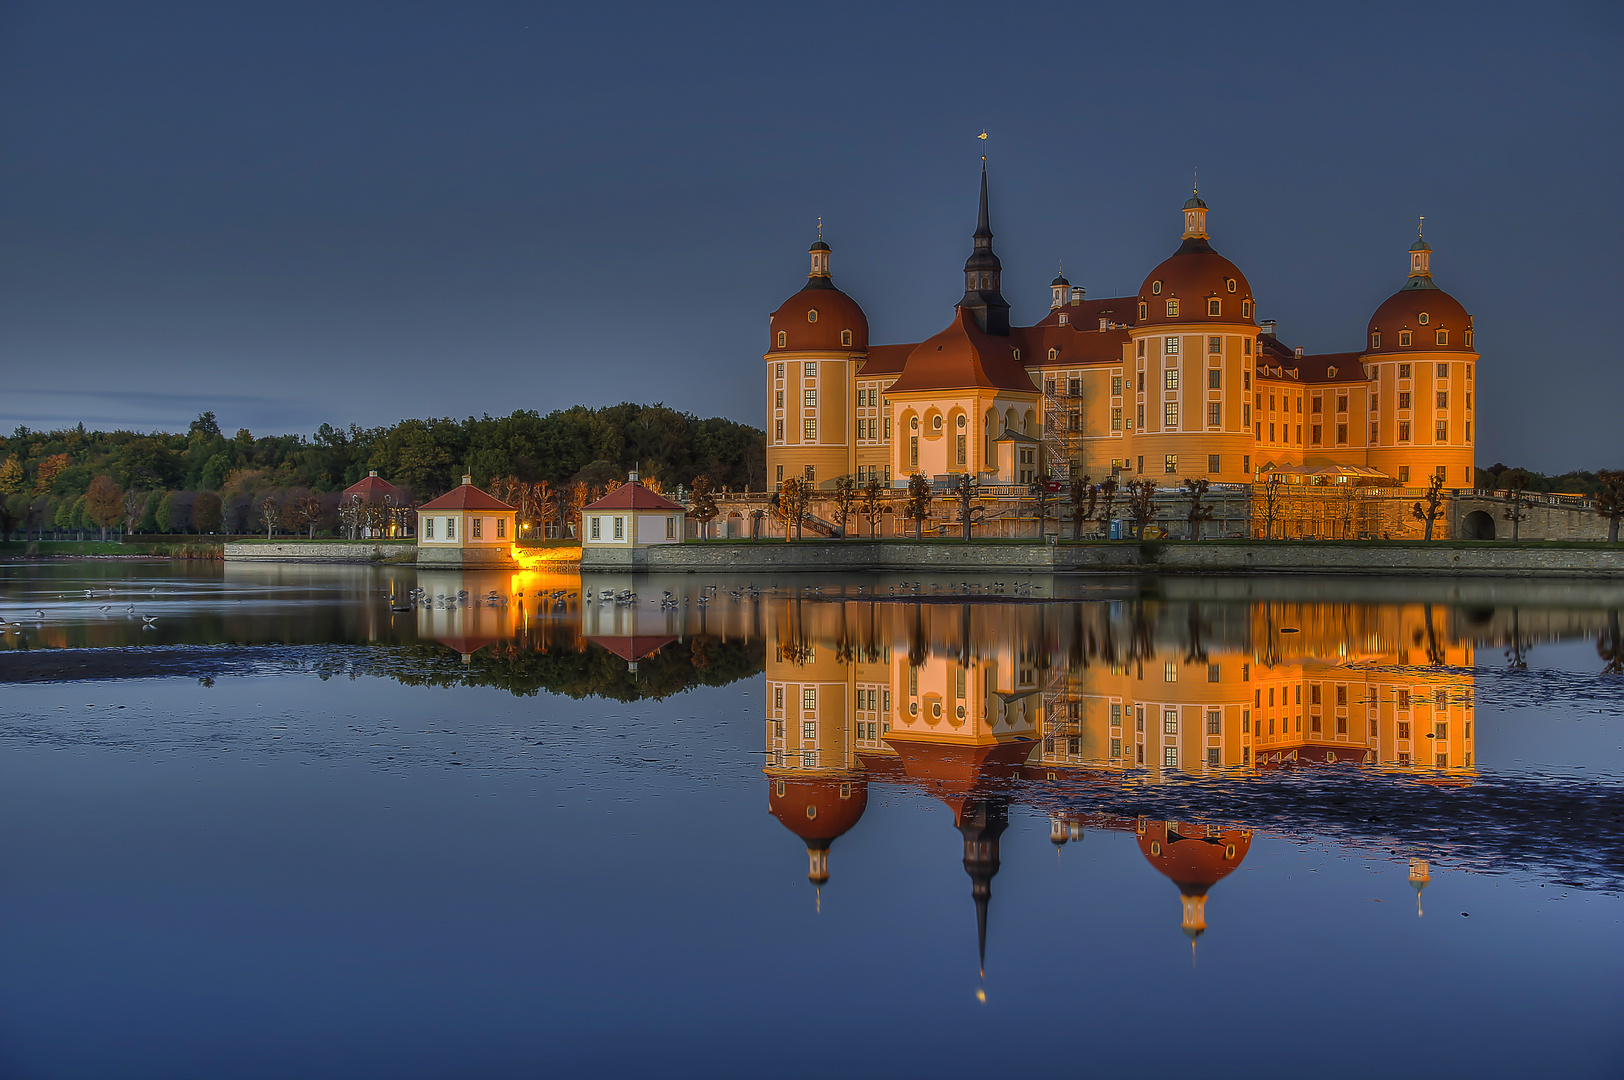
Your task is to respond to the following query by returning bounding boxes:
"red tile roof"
[886,307,1040,394]
[342,472,405,502]
[417,480,515,512]
[582,481,684,512]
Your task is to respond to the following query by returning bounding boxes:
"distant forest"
[0,405,765,535]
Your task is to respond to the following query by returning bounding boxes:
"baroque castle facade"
[764,169,1478,500]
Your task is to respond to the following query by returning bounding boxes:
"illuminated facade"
[765,172,1478,504]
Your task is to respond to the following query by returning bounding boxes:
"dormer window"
[1048,348,1058,360]
[1012,348,1021,361]
[1326,366,1338,378]
[806,309,818,323]
[1226,278,1237,293]
[777,331,787,348]
[1207,298,1221,317]
[1418,312,1429,325]
[1370,331,1381,349]
[1435,330,1448,345]
[1399,331,1412,347]
[1241,300,1252,318]
[1165,299,1180,317]
[1152,281,1163,294]
[841,329,852,346]
[1139,301,1149,320]
[1058,313,1068,324]
[1464,330,1474,347]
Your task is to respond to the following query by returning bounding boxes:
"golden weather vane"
[1418,215,1425,239]
[817,215,823,239]
[978,130,988,161]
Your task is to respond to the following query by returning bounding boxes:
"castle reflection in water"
[759,594,1472,960]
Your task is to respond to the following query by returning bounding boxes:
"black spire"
[959,163,1010,335]
[957,797,1009,978]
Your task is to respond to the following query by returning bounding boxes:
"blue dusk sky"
[0,1,1619,471]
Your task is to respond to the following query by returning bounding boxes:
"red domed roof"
[1137,239,1256,328]
[1366,283,1473,355]
[1137,821,1252,893]
[769,776,868,843]
[769,284,869,353]
[886,307,1039,394]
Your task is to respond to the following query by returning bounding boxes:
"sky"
[1,0,1620,472]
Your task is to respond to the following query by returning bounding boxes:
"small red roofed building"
[580,473,686,566]
[340,470,408,538]
[416,475,518,567]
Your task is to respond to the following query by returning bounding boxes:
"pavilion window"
[472,517,482,539]
[445,517,454,540]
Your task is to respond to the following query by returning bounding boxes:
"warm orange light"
[509,543,576,570]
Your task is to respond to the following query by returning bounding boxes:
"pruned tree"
[260,495,281,540]
[1257,476,1284,539]
[830,475,858,538]
[859,477,891,538]
[1096,476,1118,538]
[1126,479,1158,539]
[1595,469,1624,544]
[1502,479,1529,542]
[953,473,985,540]
[122,487,149,535]
[1028,469,1054,539]
[688,474,719,541]
[566,481,591,538]
[293,494,325,539]
[337,498,362,540]
[905,472,932,539]
[1183,478,1215,541]
[1068,475,1096,540]
[84,474,124,542]
[774,477,808,541]
[1412,472,1446,541]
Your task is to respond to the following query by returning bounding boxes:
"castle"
[763,168,1478,506]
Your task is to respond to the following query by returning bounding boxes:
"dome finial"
[977,129,988,162]
[817,215,823,240]
[1193,166,1198,196]
[1418,214,1425,240]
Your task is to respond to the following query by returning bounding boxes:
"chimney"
[461,474,472,485]
[1070,286,1085,306]
[368,470,378,478]
[1261,319,1277,337]
[1294,346,1304,358]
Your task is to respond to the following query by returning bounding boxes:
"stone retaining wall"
[224,542,417,564]
[583,540,1624,577]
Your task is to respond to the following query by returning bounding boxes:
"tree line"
[0,405,764,536]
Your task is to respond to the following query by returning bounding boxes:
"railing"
[1472,488,1596,510]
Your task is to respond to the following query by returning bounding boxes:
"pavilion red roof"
[582,481,684,512]
[417,478,515,513]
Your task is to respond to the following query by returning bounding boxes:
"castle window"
[807,309,818,323]
[1165,336,1179,355]
[1312,423,1322,444]
[804,390,816,408]
[1208,336,1222,354]
[1112,375,1123,396]
[1399,363,1411,379]
[804,419,817,441]
[1152,280,1163,294]
[1136,338,1147,358]
[1465,364,1473,381]
[1370,332,1381,349]
[1166,299,1180,317]
[1436,422,1448,441]
[1435,329,1447,346]
[932,414,943,430]
[1227,279,1237,293]
[910,416,918,430]
[1208,369,1221,389]
[776,331,787,348]
[1312,394,1323,414]
[1418,312,1429,325]
[1398,422,1411,442]
[1207,403,1221,427]
[776,363,785,379]
[1464,330,1473,347]
[841,329,852,346]
[1437,391,1448,409]
[1164,402,1178,428]
[1012,348,1021,361]
[1437,363,1448,378]
[1112,407,1123,431]
[1244,337,1252,355]
[1399,331,1412,347]
[1048,348,1058,360]
[1337,423,1347,444]
[1164,369,1179,390]
[1337,394,1347,412]
[1139,301,1149,320]
[1208,454,1221,474]
[775,419,783,441]
[1208,299,1221,316]
[1241,300,1252,318]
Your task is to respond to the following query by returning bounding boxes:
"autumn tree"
[688,474,719,541]
[84,475,124,541]
[1595,469,1624,544]
[1126,479,1158,539]
[0,456,22,496]
[292,494,325,539]
[1068,475,1096,540]
[1183,478,1215,540]
[1412,472,1446,541]
[35,453,70,494]
[192,491,222,534]
[859,477,891,538]
[774,477,809,541]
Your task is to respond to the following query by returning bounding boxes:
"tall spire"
[960,164,1010,334]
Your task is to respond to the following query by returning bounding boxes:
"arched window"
[1139,301,1149,320]
[1048,348,1058,360]
[776,331,787,348]
[840,329,852,347]
[1242,300,1252,318]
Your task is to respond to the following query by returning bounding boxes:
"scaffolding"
[1040,375,1085,482]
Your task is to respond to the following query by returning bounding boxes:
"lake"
[0,561,1620,1079]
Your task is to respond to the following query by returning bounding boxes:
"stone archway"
[1462,510,1495,540]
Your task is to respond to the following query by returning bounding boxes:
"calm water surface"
[0,561,1620,1079]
